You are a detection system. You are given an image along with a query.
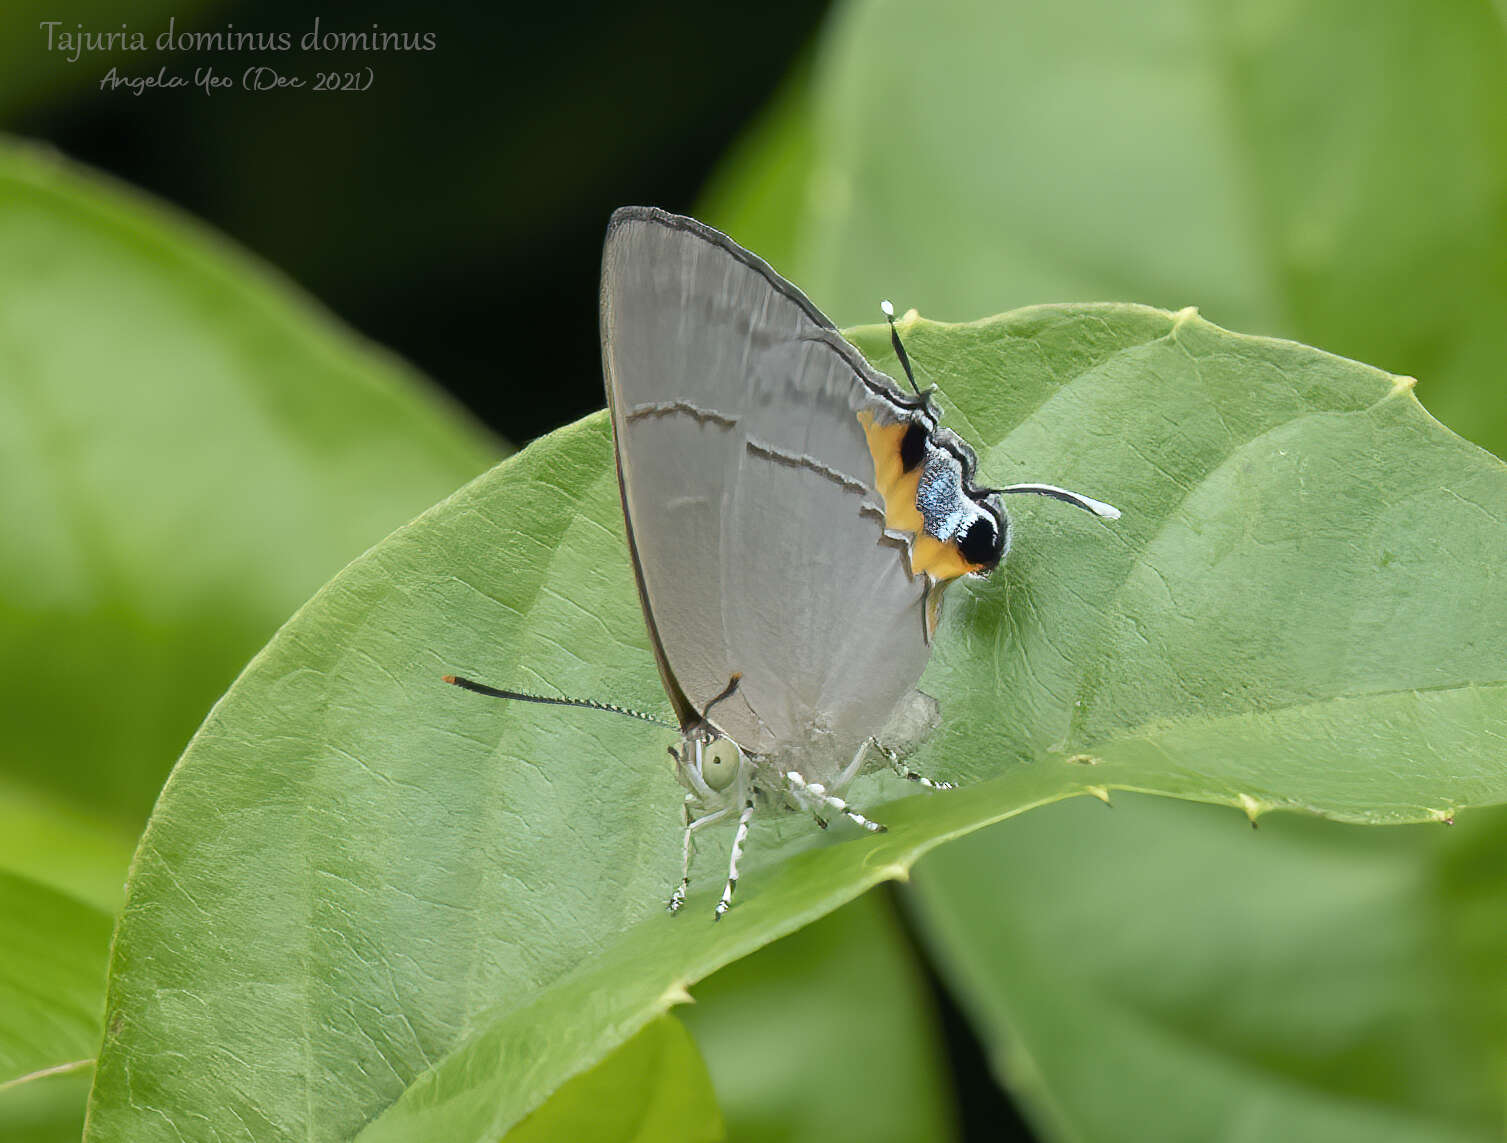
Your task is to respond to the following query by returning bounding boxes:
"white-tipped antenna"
[880,299,921,395]
[993,483,1121,520]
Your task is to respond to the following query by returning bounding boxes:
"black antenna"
[986,483,1121,520]
[881,300,922,395]
[443,674,677,728]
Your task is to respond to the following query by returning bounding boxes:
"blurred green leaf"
[910,796,1507,1141]
[696,50,815,282]
[85,302,1507,1140]
[0,778,135,913]
[0,138,497,843]
[501,1015,723,1143]
[0,1066,93,1143]
[0,872,110,1089]
[683,894,957,1143]
[0,139,499,1140]
[773,0,1507,458]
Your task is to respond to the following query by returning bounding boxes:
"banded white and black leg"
[713,792,757,921]
[801,756,839,830]
[669,794,694,914]
[669,798,731,914]
[831,735,953,792]
[785,771,887,834]
[865,738,956,791]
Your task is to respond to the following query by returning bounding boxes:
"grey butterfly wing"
[601,207,931,760]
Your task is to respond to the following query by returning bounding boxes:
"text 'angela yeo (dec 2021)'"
[37,18,438,96]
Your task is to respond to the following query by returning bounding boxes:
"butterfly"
[449,208,1118,919]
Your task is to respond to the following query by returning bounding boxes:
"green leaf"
[500,1015,723,1143]
[0,872,111,1088]
[87,304,1507,1140]
[909,796,1507,1141]
[0,139,497,839]
[682,894,957,1143]
[848,310,1507,823]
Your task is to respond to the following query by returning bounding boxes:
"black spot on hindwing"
[900,421,927,472]
[958,515,1004,568]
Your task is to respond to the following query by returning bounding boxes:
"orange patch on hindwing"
[859,412,923,533]
[859,410,985,584]
[909,535,978,581]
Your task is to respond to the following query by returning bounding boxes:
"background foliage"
[2,1,1505,1140]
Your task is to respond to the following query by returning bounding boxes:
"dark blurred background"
[16,0,824,444]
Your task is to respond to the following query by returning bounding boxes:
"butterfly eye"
[701,737,741,792]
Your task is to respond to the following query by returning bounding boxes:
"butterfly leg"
[669,795,694,914]
[669,798,731,914]
[713,792,757,921]
[832,738,955,794]
[872,739,956,791]
[784,771,887,834]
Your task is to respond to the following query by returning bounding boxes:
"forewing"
[601,208,931,757]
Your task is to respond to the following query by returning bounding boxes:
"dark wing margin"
[604,207,937,419]
[602,221,700,733]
